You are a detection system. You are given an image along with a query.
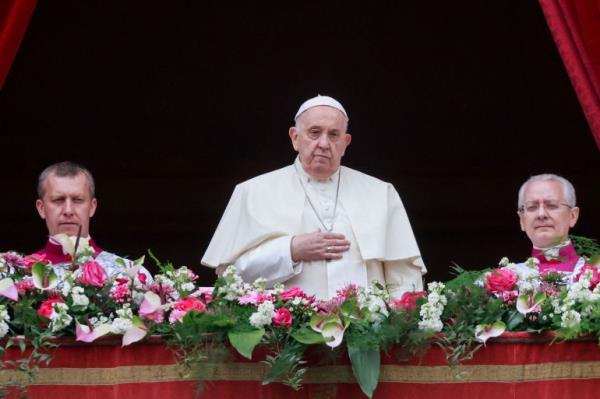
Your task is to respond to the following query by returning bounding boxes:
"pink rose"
[169,296,206,323]
[280,287,306,301]
[272,307,293,328]
[390,291,427,312]
[485,268,518,295]
[37,297,63,318]
[79,261,108,287]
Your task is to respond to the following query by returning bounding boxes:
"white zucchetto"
[294,95,349,121]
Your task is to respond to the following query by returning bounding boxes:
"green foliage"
[347,342,380,398]
[571,235,600,261]
[262,339,307,390]
[228,328,265,359]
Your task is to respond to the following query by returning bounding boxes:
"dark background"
[1,1,598,284]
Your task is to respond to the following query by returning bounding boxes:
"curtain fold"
[0,0,37,89]
[539,0,600,150]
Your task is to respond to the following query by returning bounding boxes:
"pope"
[202,95,426,299]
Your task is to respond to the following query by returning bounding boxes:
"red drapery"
[0,0,36,89]
[539,0,600,150]
[3,333,600,399]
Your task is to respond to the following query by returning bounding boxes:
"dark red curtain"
[0,0,36,89]
[539,0,600,150]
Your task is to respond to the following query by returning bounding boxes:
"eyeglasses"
[518,200,573,214]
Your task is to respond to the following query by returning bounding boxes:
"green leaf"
[505,310,525,331]
[291,327,327,345]
[347,344,380,398]
[262,340,306,387]
[228,328,264,359]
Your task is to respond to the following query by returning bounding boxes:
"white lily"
[475,321,506,344]
[0,278,18,301]
[516,292,547,315]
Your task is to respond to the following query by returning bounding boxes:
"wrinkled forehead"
[523,180,565,202]
[43,172,92,197]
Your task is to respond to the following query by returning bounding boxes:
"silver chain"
[294,163,341,232]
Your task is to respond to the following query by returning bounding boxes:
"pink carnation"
[192,287,214,304]
[79,261,108,287]
[111,284,131,303]
[169,296,206,323]
[501,290,519,304]
[280,287,306,301]
[37,297,64,319]
[15,280,35,295]
[336,284,359,300]
[238,292,274,305]
[485,268,518,295]
[390,291,427,312]
[272,307,293,328]
[2,252,29,269]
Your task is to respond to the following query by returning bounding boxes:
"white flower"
[61,280,73,297]
[217,266,248,301]
[181,282,195,292]
[111,317,133,334]
[526,257,540,268]
[499,257,510,267]
[0,321,9,338]
[418,283,446,332]
[0,305,9,322]
[49,303,73,332]
[560,309,581,329]
[111,305,135,334]
[71,286,89,307]
[249,301,275,328]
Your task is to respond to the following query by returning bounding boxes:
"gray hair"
[517,173,576,209]
[37,161,96,198]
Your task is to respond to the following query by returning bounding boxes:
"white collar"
[294,156,340,184]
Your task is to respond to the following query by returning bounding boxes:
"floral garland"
[0,236,599,398]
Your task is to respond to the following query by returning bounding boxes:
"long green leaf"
[228,328,264,359]
[347,344,380,398]
[291,327,327,345]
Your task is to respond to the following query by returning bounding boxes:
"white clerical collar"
[533,239,571,258]
[294,156,340,184]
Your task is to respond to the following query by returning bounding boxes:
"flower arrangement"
[1,235,599,398]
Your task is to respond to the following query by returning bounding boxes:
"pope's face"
[518,180,579,248]
[36,172,97,237]
[289,106,352,180]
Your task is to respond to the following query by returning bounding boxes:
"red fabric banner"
[539,0,600,150]
[2,333,600,399]
[0,0,36,89]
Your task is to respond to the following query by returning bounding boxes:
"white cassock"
[201,158,426,299]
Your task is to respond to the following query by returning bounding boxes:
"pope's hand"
[291,230,350,262]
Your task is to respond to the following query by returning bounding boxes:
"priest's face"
[518,180,579,248]
[36,172,97,237]
[289,106,352,180]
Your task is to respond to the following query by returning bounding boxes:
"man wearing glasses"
[517,174,583,273]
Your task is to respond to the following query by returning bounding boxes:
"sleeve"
[224,235,302,287]
[383,256,425,299]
